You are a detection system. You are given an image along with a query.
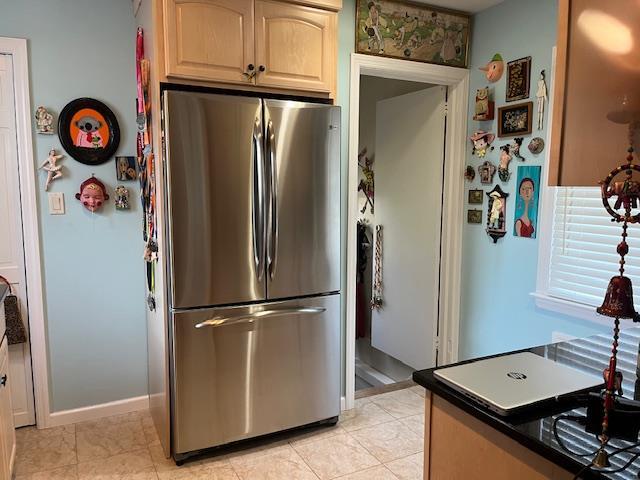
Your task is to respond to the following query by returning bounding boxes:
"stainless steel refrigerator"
[160,90,341,461]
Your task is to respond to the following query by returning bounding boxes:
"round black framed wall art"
[57,98,120,166]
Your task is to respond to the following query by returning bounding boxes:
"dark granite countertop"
[0,284,8,304]
[413,328,640,479]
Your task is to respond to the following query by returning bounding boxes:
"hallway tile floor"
[14,386,424,480]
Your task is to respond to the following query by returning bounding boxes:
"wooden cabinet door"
[163,0,255,84]
[0,341,14,480]
[254,0,336,94]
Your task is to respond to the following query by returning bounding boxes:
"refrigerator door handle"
[266,119,278,280]
[194,307,326,329]
[252,118,265,281]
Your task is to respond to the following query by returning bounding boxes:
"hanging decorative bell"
[592,446,610,468]
[597,275,640,321]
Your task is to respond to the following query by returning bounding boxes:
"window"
[535,186,640,324]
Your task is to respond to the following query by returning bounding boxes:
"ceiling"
[410,0,504,14]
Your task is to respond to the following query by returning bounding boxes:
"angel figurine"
[39,149,64,191]
[536,70,548,131]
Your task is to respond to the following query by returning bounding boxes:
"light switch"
[48,192,65,215]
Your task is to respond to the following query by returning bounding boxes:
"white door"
[0,54,36,427]
[371,85,446,370]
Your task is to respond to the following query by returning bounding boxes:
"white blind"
[549,187,640,308]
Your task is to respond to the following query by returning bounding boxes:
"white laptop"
[433,352,602,416]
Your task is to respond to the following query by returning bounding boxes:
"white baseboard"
[341,396,346,412]
[46,395,149,428]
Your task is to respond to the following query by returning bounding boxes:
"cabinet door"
[0,341,14,479]
[255,0,336,94]
[164,0,255,84]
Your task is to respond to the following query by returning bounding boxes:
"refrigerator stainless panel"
[164,91,266,309]
[171,294,341,454]
[264,100,341,299]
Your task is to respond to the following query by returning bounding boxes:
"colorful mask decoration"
[464,165,476,182]
[35,106,54,134]
[358,147,375,214]
[75,176,109,212]
[479,53,504,83]
[39,149,64,191]
[510,137,525,161]
[115,185,130,210]
[470,130,495,158]
[498,144,512,182]
[473,87,494,121]
[486,185,509,243]
[528,137,545,154]
[477,160,496,184]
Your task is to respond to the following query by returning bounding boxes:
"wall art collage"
[465,51,548,243]
[36,97,136,214]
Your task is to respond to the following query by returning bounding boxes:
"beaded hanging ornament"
[592,121,640,468]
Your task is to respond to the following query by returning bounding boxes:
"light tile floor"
[14,386,425,480]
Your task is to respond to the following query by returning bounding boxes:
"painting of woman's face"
[513,166,541,239]
[519,179,534,202]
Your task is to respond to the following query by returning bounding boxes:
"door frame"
[0,37,50,428]
[345,53,468,410]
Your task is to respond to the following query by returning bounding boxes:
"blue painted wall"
[1,0,146,411]
[459,0,608,359]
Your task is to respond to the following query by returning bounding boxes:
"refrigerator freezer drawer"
[171,294,340,455]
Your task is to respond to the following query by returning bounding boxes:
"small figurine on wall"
[479,54,504,83]
[486,185,509,243]
[478,160,497,184]
[75,176,109,212]
[464,165,476,182]
[470,130,495,158]
[35,106,54,134]
[115,185,130,210]
[536,70,548,130]
[510,137,525,161]
[528,137,545,154]
[498,144,512,182]
[473,87,494,121]
[39,149,64,191]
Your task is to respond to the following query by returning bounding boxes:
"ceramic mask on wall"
[76,176,109,212]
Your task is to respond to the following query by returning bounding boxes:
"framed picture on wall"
[498,102,533,137]
[506,56,531,102]
[513,165,542,238]
[58,97,120,166]
[468,189,483,204]
[355,0,471,68]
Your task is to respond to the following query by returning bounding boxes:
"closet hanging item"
[371,225,384,310]
[0,276,27,345]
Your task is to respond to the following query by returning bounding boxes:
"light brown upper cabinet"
[162,0,338,96]
[163,0,255,84]
[254,0,336,94]
[549,0,640,186]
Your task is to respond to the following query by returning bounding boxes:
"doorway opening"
[0,53,36,428]
[345,53,468,409]
[354,75,445,393]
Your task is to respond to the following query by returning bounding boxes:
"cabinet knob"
[0,375,6,387]
[259,65,266,72]
[247,64,255,71]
